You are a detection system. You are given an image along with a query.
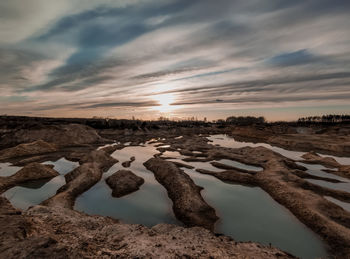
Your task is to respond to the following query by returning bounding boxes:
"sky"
[0,0,350,121]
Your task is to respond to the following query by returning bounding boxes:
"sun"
[152,93,176,113]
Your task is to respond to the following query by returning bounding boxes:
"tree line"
[297,114,350,124]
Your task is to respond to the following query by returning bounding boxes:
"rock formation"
[106,170,144,197]
[0,163,59,193]
[0,140,57,161]
[144,158,218,230]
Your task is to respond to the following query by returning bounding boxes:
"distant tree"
[226,116,265,126]
[297,114,350,124]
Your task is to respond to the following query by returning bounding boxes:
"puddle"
[75,141,329,259]
[75,144,179,227]
[97,143,117,150]
[208,134,305,160]
[157,145,171,148]
[2,158,79,210]
[297,163,348,181]
[43,158,80,175]
[3,176,66,210]
[1,136,334,258]
[0,163,22,177]
[297,162,350,192]
[324,196,350,212]
[306,178,350,193]
[216,159,263,172]
[179,163,328,259]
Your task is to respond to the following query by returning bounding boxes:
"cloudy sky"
[1,0,350,121]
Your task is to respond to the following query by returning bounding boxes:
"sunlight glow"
[152,93,176,113]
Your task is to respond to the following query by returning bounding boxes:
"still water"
[75,142,328,258]
[2,158,79,210]
[3,135,347,258]
[75,144,179,227]
[297,162,350,193]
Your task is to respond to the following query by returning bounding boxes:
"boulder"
[121,156,135,168]
[106,170,144,197]
[78,150,118,171]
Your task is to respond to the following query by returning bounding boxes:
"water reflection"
[0,162,22,177]
[75,144,179,227]
[207,134,305,160]
[298,162,350,192]
[43,158,80,175]
[76,143,328,259]
[324,196,350,212]
[2,158,79,210]
[177,162,327,259]
[217,159,263,172]
[3,175,66,210]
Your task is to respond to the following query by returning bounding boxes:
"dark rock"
[121,156,135,168]
[106,170,144,197]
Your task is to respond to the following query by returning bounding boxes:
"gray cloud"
[1,0,350,119]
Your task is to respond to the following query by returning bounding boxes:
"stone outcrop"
[230,125,350,157]
[0,163,59,193]
[106,170,144,197]
[75,149,118,172]
[0,140,57,161]
[144,158,218,230]
[0,124,104,148]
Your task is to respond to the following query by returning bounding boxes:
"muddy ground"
[0,119,350,258]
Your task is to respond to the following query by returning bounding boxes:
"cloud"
[1,0,350,120]
[266,49,320,67]
[83,101,159,109]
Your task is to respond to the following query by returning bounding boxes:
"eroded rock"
[0,140,57,161]
[42,150,117,209]
[0,124,104,148]
[106,170,144,197]
[0,163,59,193]
[42,162,102,209]
[78,149,118,171]
[144,158,218,230]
